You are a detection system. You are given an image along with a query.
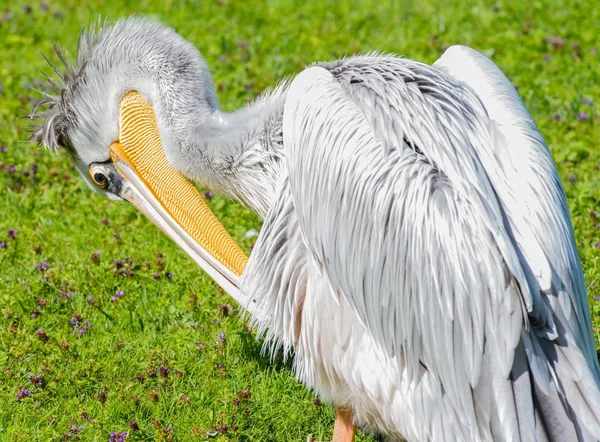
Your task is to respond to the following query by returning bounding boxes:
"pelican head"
[32,18,222,192]
[27,17,283,295]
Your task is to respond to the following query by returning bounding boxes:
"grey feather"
[281,55,600,440]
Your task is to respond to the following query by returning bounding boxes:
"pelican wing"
[282,52,600,439]
[433,45,599,367]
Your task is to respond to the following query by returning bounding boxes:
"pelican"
[30,17,600,441]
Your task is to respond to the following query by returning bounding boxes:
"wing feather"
[283,63,525,435]
[434,45,599,371]
[282,52,600,439]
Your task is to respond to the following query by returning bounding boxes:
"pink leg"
[332,407,356,442]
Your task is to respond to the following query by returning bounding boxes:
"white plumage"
[245,48,600,441]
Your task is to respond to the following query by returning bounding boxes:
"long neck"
[168,83,289,219]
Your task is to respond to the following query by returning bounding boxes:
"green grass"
[0,0,599,440]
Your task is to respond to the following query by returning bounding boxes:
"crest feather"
[27,18,107,154]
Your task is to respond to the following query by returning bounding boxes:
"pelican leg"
[307,407,356,442]
[333,407,356,442]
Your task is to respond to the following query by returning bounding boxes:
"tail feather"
[510,330,600,442]
[531,376,582,441]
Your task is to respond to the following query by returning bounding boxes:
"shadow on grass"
[237,326,296,374]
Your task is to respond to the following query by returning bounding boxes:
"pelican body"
[30,17,600,441]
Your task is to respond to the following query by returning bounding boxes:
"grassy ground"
[1,0,599,440]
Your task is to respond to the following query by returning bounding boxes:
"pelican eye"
[89,167,109,189]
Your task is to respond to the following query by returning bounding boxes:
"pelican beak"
[109,91,248,295]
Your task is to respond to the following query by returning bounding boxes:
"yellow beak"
[109,91,248,294]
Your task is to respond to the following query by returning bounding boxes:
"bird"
[29,16,600,442]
